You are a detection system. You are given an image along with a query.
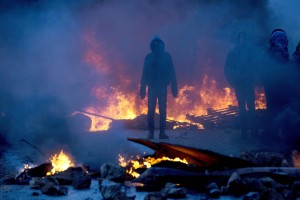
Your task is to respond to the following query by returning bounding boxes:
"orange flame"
[47,150,74,175]
[119,154,188,178]
[255,87,267,110]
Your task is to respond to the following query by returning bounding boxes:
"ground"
[0,128,294,199]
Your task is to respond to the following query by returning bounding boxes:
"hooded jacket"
[140,36,178,96]
[268,29,289,63]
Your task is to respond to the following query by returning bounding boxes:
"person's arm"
[169,55,178,97]
[140,56,148,99]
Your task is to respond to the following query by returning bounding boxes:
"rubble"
[2,141,300,199]
[160,182,187,199]
[100,162,126,182]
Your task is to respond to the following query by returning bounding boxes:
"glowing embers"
[47,150,74,175]
[119,154,188,178]
[255,87,267,110]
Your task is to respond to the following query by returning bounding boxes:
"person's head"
[150,35,165,54]
[270,29,288,49]
[269,29,289,62]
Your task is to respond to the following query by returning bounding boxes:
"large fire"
[82,33,267,132]
[47,150,74,175]
[119,154,188,178]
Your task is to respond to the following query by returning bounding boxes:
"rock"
[29,177,43,189]
[240,151,290,167]
[37,176,68,196]
[31,191,39,196]
[99,179,124,199]
[144,192,166,200]
[228,172,241,186]
[72,175,91,189]
[206,182,220,198]
[291,181,300,197]
[220,185,228,194]
[99,179,136,199]
[160,182,187,198]
[259,188,284,200]
[52,166,87,185]
[206,182,219,190]
[27,163,53,177]
[243,192,260,200]
[227,172,246,195]
[260,177,277,189]
[41,182,68,196]
[100,162,125,182]
[209,188,221,198]
[242,177,265,192]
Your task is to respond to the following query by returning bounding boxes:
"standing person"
[292,42,300,68]
[260,29,292,139]
[224,31,258,138]
[140,35,178,139]
[263,29,290,113]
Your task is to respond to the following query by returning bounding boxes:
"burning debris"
[119,139,300,199]
[1,140,300,199]
[47,150,74,175]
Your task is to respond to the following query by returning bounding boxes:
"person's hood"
[150,35,165,52]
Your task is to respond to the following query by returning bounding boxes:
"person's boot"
[147,130,154,139]
[159,130,169,139]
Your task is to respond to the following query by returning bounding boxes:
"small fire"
[292,150,300,168]
[119,154,188,178]
[47,150,74,175]
[255,87,267,110]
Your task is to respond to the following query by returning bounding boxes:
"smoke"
[0,0,300,166]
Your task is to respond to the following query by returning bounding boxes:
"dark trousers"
[235,86,256,133]
[147,87,167,132]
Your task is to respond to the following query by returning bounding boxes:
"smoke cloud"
[1,0,300,166]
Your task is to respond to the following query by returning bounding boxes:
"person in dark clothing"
[140,35,178,139]
[292,42,300,68]
[259,29,293,139]
[224,31,258,138]
[263,29,290,113]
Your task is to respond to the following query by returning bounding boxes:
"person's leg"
[246,88,258,137]
[235,88,247,138]
[147,88,157,139]
[158,88,168,139]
